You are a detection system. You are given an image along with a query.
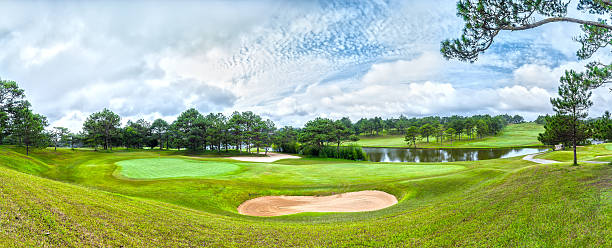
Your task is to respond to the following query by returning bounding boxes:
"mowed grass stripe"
[116,158,240,179]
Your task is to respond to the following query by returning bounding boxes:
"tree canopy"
[442,0,612,90]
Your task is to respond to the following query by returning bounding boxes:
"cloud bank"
[0,0,609,131]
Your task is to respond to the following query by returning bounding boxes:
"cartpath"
[523,153,609,164]
[522,153,558,164]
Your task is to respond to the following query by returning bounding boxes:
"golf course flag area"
[2,0,612,247]
[116,158,240,179]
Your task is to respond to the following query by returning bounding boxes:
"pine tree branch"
[499,17,612,31]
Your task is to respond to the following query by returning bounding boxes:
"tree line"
[351,114,523,136]
[4,78,610,162]
[79,108,276,154]
[0,79,533,159]
[537,111,612,147]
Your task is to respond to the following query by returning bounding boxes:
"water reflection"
[362,147,548,163]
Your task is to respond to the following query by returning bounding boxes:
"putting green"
[606,144,612,151]
[116,158,240,179]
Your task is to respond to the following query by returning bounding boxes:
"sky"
[0,0,610,132]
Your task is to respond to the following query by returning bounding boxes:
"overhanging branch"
[500,17,612,31]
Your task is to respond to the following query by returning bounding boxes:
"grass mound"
[115,158,240,179]
[1,145,611,246]
[535,143,612,162]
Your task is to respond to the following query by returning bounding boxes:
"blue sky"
[0,0,610,131]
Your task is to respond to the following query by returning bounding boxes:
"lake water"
[362,147,548,163]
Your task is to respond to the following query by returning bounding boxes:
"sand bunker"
[229,152,300,162]
[237,190,398,217]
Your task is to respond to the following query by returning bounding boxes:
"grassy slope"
[535,143,612,163]
[355,123,544,148]
[1,145,611,247]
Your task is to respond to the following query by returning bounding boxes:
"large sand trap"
[229,152,300,162]
[237,190,398,217]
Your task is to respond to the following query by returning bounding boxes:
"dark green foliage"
[151,118,169,149]
[0,79,27,143]
[173,108,205,150]
[405,126,419,148]
[534,115,549,125]
[49,127,70,151]
[122,119,152,149]
[591,111,612,142]
[82,108,121,150]
[273,126,300,153]
[538,114,590,147]
[300,144,366,160]
[419,123,435,143]
[551,70,594,165]
[355,114,512,140]
[11,102,48,155]
[299,117,336,149]
[445,127,457,146]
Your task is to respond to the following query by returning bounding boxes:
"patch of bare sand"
[237,190,398,217]
[229,152,300,162]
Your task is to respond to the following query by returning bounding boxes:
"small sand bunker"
[229,152,300,162]
[237,190,398,217]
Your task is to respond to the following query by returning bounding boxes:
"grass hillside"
[1,144,610,247]
[355,123,544,148]
[535,143,612,163]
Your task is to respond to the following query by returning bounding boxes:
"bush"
[273,142,300,154]
[300,144,367,161]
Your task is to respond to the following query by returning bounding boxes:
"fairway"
[116,158,240,179]
[1,144,611,246]
[355,123,544,148]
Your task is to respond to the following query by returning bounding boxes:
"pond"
[362,147,548,163]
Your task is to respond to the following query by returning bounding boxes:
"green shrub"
[300,144,367,160]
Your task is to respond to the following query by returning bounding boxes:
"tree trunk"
[573,109,578,166]
[26,145,29,156]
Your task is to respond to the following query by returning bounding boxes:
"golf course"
[3,0,612,247]
[1,130,611,246]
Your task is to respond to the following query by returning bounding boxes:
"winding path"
[523,153,609,164]
[522,153,559,164]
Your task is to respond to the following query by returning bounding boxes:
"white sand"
[229,152,300,162]
[237,190,398,217]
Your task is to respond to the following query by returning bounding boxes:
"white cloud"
[0,0,609,130]
[512,62,584,89]
[361,52,448,84]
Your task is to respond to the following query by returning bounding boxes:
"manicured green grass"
[535,143,612,163]
[354,123,544,148]
[0,145,610,247]
[115,158,241,179]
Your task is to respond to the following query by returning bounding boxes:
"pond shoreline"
[360,145,549,149]
[363,147,549,163]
